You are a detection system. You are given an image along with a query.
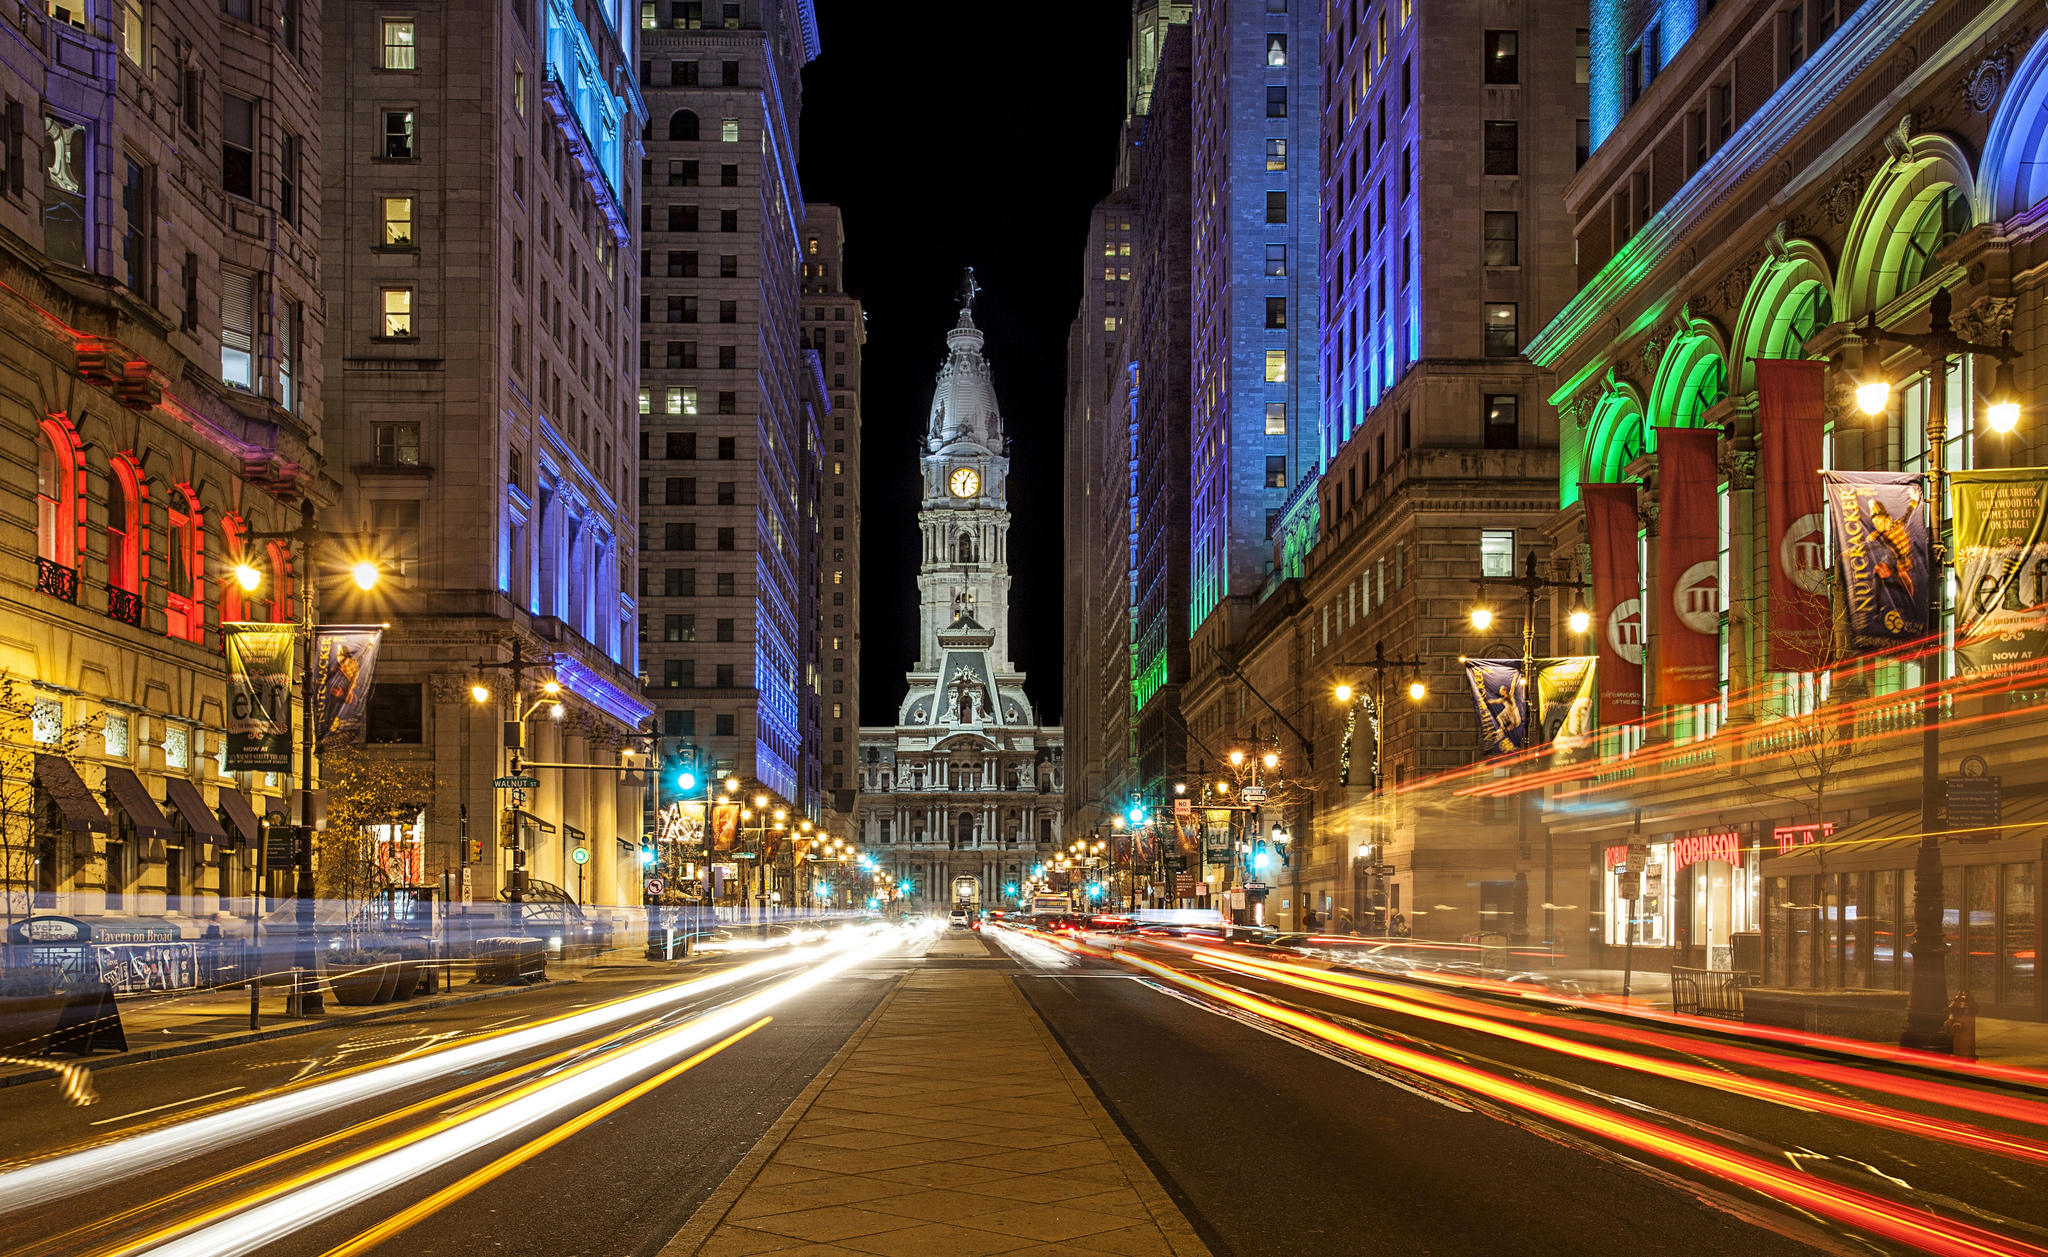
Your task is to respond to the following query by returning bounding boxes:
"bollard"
[1943,989,1980,1059]
[284,966,305,1017]
[249,979,261,1031]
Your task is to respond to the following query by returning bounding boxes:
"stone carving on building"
[1958,28,2032,114]
[1883,114,1917,165]
[1718,449,1758,491]
[1954,295,2019,346]
[1889,46,1919,90]
[1677,245,1697,275]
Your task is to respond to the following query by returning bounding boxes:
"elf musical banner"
[312,626,383,751]
[225,624,295,771]
[1583,483,1644,725]
[1823,471,1931,653]
[1950,469,2048,679]
[1462,657,1597,757]
[1756,360,1831,672]
[1656,427,1721,705]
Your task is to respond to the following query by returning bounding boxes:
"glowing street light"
[351,561,381,590]
[1568,606,1592,634]
[234,564,262,591]
[1469,606,1493,631]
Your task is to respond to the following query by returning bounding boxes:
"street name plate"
[494,776,541,789]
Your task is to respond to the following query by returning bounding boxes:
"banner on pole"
[711,803,739,852]
[1464,658,1527,756]
[1655,427,1721,706]
[1756,360,1831,672]
[1824,471,1931,653]
[1463,657,1597,757]
[1174,818,1199,860]
[1583,484,1644,725]
[312,626,383,751]
[225,624,295,771]
[1950,469,2048,678]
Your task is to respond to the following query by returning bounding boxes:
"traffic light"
[669,747,699,793]
[640,844,656,866]
[1127,805,1146,827]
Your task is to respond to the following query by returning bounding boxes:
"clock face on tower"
[949,467,980,498]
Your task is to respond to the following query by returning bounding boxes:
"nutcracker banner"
[1824,471,1931,653]
[225,624,295,771]
[1583,484,1644,725]
[1951,469,2048,678]
[711,803,739,852]
[1756,360,1831,672]
[1173,818,1198,859]
[312,626,383,751]
[1655,427,1721,706]
[1463,658,1528,756]
[1112,834,1131,867]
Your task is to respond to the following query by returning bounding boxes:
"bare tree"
[315,746,436,952]
[0,675,101,938]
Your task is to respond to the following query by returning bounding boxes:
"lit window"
[514,64,526,115]
[374,423,422,466]
[1265,403,1287,435]
[1266,33,1287,66]
[1480,529,1515,577]
[384,110,414,159]
[381,196,413,246]
[1266,138,1286,171]
[1265,244,1286,276]
[1484,302,1518,357]
[1265,349,1287,382]
[639,387,652,414]
[668,386,697,415]
[720,117,739,142]
[640,1,654,27]
[221,268,255,387]
[381,287,414,337]
[1103,317,1117,332]
[382,20,415,69]
[120,0,147,64]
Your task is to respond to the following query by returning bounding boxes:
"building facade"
[323,0,652,908]
[5,0,328,930]
[857,297,1063,912]
[636,0,822,824]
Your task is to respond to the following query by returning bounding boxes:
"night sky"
[797,5,1133,727]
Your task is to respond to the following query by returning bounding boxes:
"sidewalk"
[662,963,1209,1257]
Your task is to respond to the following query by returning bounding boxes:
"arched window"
[166,486,205,643]
[1763,283,1833,361]
[669,109,698,141]
[956,532,974,563]
[1897,186,1970,292]
[1669,357,1726,429]
[267,540,295,622]
[106,457,144,597]
[1584,396,1646,488]
[35,420,80,568]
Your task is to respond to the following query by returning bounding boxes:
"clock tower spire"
[917,274,1011,672]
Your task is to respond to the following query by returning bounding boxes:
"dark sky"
[797,5,1133,727]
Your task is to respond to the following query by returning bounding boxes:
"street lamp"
[1851,285,2024,1053]
[1334,640,1428,936]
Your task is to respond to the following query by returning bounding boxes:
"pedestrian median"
[661,967,1210,1257]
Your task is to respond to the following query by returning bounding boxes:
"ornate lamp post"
[1334,640,1427,935]
[1851,285,2023,1053]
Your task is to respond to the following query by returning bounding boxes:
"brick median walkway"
[664,967,1210,1257]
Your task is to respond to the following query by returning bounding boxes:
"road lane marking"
[89,1090,246,1128]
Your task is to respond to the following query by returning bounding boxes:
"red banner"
[712,803,739,852]
[763,832,783,862]
[1583,484,1644,725]
[1756,360,1830,672]
[1656,427,1721,706]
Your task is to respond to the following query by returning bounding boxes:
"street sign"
[1173,798,1191,818]
[494,776,541,789]
[1944,775,2002,842]
[571,847,590,865]
[264,829,297,864]
[1369,864,1396,877]
[1624,835,1648,874]
[1244,881,1269,892]
[1239,786,1268,804]
[1174,872,1197,897]
[1617,870,1642,900]
[644,876,666,897]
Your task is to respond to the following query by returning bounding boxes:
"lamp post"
[1468,549,1591,950]
[469,645,565,909]
[1851,285,2023,1054]
[1334,640,1427,935]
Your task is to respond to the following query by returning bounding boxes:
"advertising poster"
[1756,360,1831,672]
[1951,469,2048,678]
[1173,818,1199,860]
[224,624,295,771]
[1824,471,1930,653]
[711,802,739,852]
[312,626,383,751]
[1655,427,1721,705]
[1535,656,1597,751]
[1583,483,1644,725]
[1464,658,1597,756]
[1463,658,1528,756]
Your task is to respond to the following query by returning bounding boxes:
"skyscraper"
[636,0,823,817]
[323,0,651,904]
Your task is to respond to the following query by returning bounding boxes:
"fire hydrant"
[1943,989,1980,1059]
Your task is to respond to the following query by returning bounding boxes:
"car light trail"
[1176,945,2048,1166]
[0,934,875,1213]
[1117,950,2048,1257]
[115,932,896,1257]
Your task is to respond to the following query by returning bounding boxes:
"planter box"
[1743,987,1909,1044]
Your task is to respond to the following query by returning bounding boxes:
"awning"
[163,778,227,841]
[103,767,173,841]
[1767,795,2048,874]
[32,755,107,833]
[217,789,261,845]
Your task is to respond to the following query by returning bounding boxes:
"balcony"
[106,586,142,626]
[36,557,78,604]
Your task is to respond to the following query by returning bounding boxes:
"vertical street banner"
[1824,471,1931,653]
[1535,656,1597,751]
[1950,469,2048,678]
[312,626,383,751]
[1136,830,1157,864]
[1583,484,1644,724]
[1756,360,1831,672]
[1656,427,1721,706]
[711,803,739,852]
[224,624,295,771]
[763,831,783,862]
[1173,817,1199,860]
[1463,658,1528,756]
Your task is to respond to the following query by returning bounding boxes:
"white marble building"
[854,286,1063,910]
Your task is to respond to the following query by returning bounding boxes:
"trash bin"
[476,936,547,984]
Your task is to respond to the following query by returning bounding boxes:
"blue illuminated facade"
[544,0,634,230]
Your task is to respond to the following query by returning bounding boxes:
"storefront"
[1599,829,1762,971]
[1762,800,2041,1019]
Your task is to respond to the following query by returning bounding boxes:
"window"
[718,345,736,368]
[279,133,301,226]
[669,204,698,231]
[719,209,738,232]
[1480,530,1515,577]
[720,254,738,277]
[665,614,695,641]
[278,299,300,414]
[716,571,735,596]
[1265,456,1288,489]
[1484,31,1518,83]
[669,386,697,415]
[714,713,735,736]
[166,486,203,641]
[1483,211,1518,266]
[106,458,141,594]
[221,268,255,387]
[384,110,415,159]
[1484,303,1517,356]
[1266,33,1287,66]
[1785,4,1806,74]
[1266,86,1286,118]
[1485,395,1519,449]
[672,61,697,85]
[1575,28,1590,84]
[664,660,694,688]
[382,20,415,69]
[371,499,421,576]
[718,299,737,323]
[1265,244,1286,276]
[640,2,653,27]
[515,64,525,114]
[217,94,256,199]
[715,618,734,641]
[1483,121,1518,175]
[374,423,422,466]
[1265,191,1286,224]
[1576,118,1591,169]
[380,287,414,337]
[35,423,76,568]
[1265,297,1286,329]
[122,158,152,294]
[1265,403,1287,435]
[669,159,699,186]
[1266,138,1286,171]
[40,116,87,267]
[381,196,413,246]
[721,118,739,142]
[1265,350,1287,382]
[670,109,699,141]
[1898,186,1970,292]
[119,0,148,61]
[715,664,734,687]
[365,684,424,743]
